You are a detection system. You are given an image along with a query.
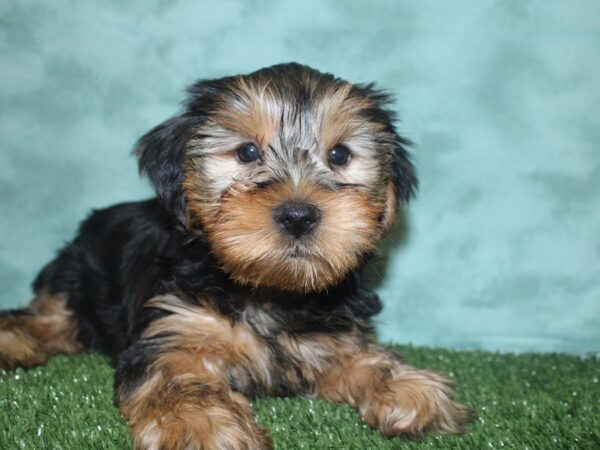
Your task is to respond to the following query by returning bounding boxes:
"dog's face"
[136,63,416,293]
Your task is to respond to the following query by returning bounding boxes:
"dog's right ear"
[135,115,201,225]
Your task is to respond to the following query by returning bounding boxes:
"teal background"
[1,1,599,353]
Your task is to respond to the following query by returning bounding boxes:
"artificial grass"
[1,346,598,449]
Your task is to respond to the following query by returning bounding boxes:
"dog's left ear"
[379,137,417,237]
[355,84,417,237]
[135,115,201,225]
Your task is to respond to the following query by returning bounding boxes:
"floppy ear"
[135,115,201,225]
[353,83,417,237]
[379,137,417,237]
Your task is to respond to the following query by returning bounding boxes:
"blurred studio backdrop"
[1,0,598,354]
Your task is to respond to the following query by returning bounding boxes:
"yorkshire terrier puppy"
[0,63,470,449]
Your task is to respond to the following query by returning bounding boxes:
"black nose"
[273,202,320,238]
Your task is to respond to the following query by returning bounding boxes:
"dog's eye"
[236,143,261,163]
[328,145,351,167]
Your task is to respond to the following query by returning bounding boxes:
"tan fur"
[119,371,270,450]
[211,78,280,149]
[277,329,364,386]
[197,181,382,292]
[0,291,83,369]
[378,181,399,238]
[279,333,470,437]
[199,74,379,154]
[317,83,382,153]
[117,295,272,449]
[144,295,272,389]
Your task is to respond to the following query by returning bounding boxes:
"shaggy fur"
[0,63,470,449]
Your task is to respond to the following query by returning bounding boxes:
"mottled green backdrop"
[1,1,598,353]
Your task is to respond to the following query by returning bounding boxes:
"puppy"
[0,63,470,449]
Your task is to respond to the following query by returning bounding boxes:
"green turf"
[1,346,598,449]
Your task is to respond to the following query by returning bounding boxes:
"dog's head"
[136,63,416,293]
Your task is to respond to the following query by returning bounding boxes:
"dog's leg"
[0,291,83,370]
[115,295,272,450]
[281,333,471,438]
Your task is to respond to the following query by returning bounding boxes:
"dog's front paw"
[360,369,472,438]
[130,393,272,450]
